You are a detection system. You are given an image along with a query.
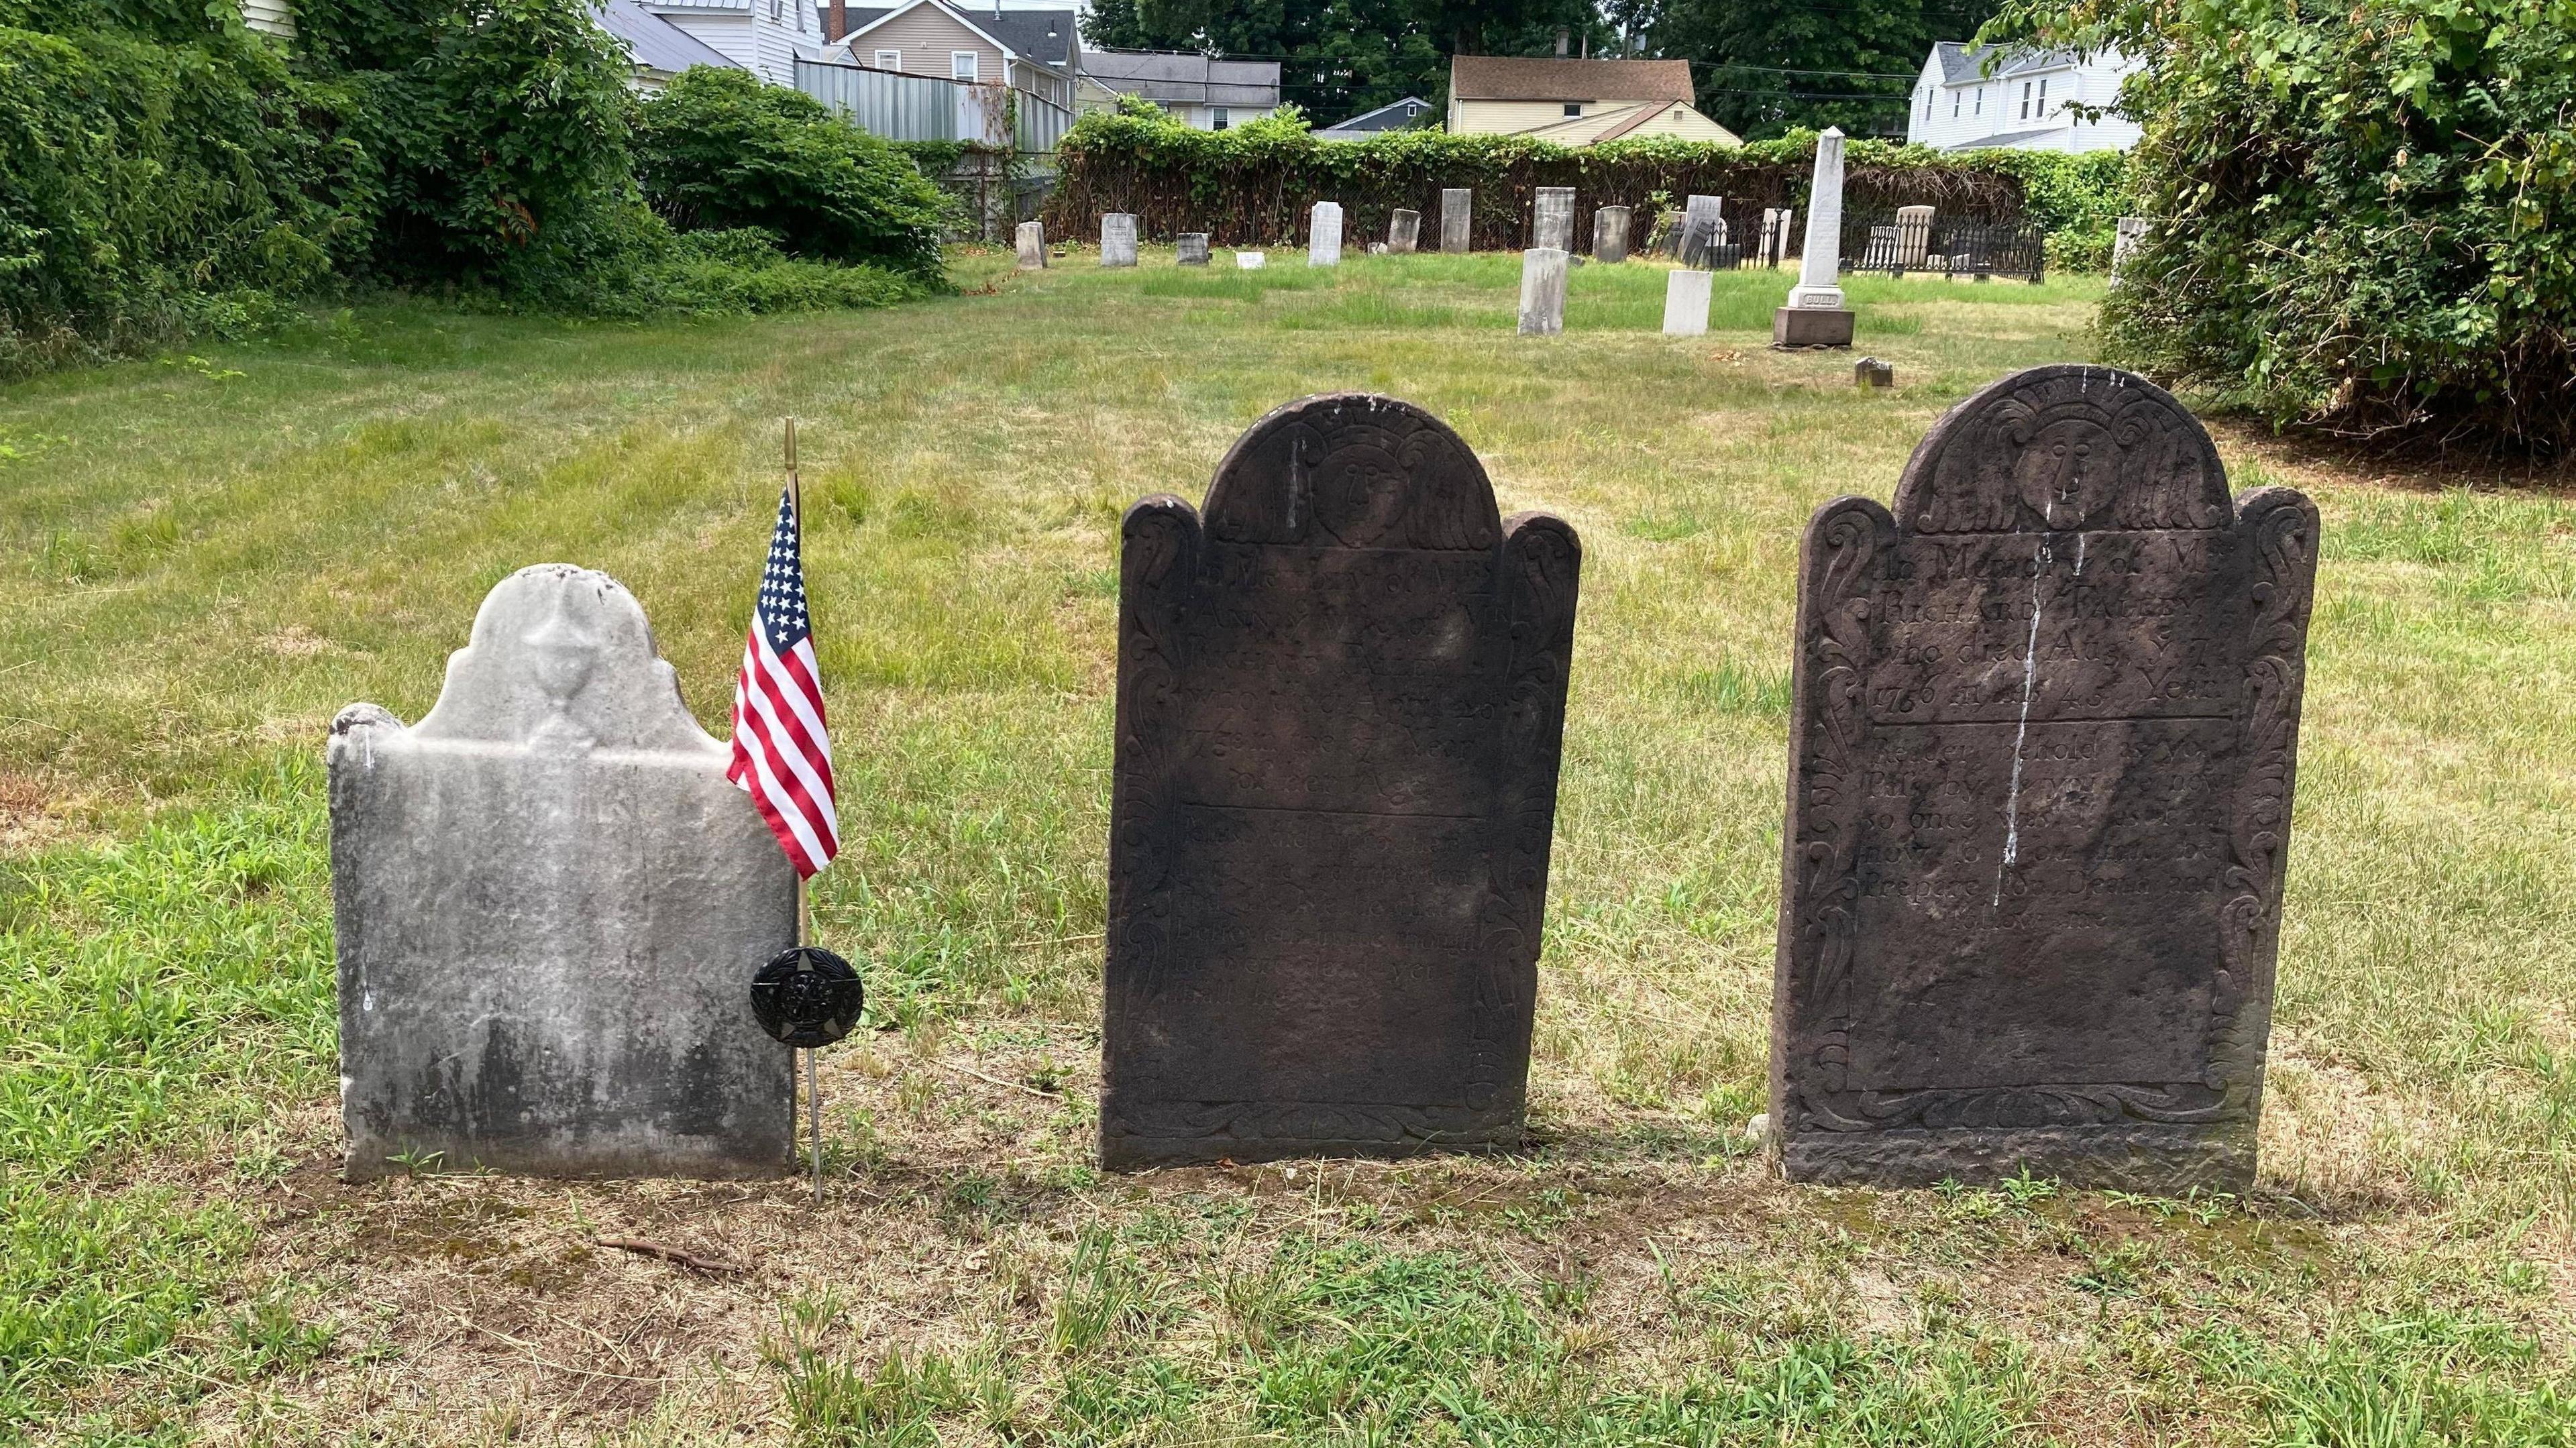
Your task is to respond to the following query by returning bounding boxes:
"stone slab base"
[1778,1125,2255,1194]
[1774,307,1856,348]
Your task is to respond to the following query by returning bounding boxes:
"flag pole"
[785,416,823,1205]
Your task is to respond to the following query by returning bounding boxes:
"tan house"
[1447,56,1740,145]
[824,0,1077,108]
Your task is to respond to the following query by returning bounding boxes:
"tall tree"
[1630,0,2000,139]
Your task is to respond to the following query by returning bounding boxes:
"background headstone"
[1678,195,1725,267]
[1517,247,1568,335]
[332,565,797,1180]
[1771,365,2319,1192]
[1532,187,1574,252]
[1103,394,1583,1168]
[1237,251,1267,270]
[1662,268,1711,335]
[1309,202,1344,266]
[1102,213,1138,268]
[1177,232,1211,266]
[1015,220,1046,270]
[1389,208,1421,254]
[1440,188,1473,253]
[2112,216,2153,277]
[1895,205,1935,270]
[1853,356,1894,388]
[1593,205,1631,263]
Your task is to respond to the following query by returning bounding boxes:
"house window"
[2037,77,2049,116]
[769,0,779,17]
[2020,80,2031,119]
[875,48,900,69]
[1952,91,1962,118]
[1212,107,1230,129]
[1563,103,1582,117]
[1974,87,1983,115]
[951,51,979,81]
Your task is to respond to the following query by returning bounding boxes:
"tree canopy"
[1625,0,2002,140]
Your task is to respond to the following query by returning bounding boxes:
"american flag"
[729,484,838,878]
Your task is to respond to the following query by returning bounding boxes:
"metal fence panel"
[1839,209,2045,282]
[794,59,960,142]
[1015,93,1073,156]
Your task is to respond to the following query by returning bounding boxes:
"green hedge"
[1992,0,2573,453]
[1040,105,2128,260]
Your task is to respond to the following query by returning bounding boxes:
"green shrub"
[635,66,952,278]
[1990,0,2576,453]
[1044,103,2128,263]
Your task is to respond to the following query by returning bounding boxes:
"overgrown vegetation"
[0,0,940,378]
[1989,0,2576,454]
[1045,103,2129,261]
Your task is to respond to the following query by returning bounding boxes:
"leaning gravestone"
[1102,213,1138,267]
[1678,195,1725,266]
[1770,365,2319,1192]
[1102,394,1583,1168]
[333,565,796,1179]
[1308,202,1344,266]
[1389,208,1421,254]
[1440,188,1473,253]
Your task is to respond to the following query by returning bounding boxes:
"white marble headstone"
[1102,213,1138,267]
[331,565,796,1180]
[1308,202,1344,266]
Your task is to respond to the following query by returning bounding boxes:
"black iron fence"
[1839,209,2045,282]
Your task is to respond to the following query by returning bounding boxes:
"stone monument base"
[1773,307,1856,348]
[1780,1123,2256,1194]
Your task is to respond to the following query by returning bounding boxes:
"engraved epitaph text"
[1770,366,2318,1191]
[1104,395,1581,1168]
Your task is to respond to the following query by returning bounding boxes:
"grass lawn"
[3,244,2573,1445]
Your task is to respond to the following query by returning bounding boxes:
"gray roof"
[1945,125,2072,150]
[826,3,1077,68]
[1931,42,2080,85]
[1079,48,1280,107]
[1317,95,1433,137]
[600,0,740,74]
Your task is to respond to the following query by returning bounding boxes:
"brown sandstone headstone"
[1102,394,1582,1169]
[1770,365,2319,1192]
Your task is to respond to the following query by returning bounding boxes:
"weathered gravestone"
[1177,232,1212,266]
[1389,208,1421,254]
[1440,188,1473,253]
[1102,213,1138,267]
[1308,203,1344,266]
[1102,394,1584,1168]
[1593,205,1631,264]
[332,565,796,1179]
[1518,247,1568,335]
[1015,220,1046,269]
[1770,365,2319,1192]
[1662,268,1711,336]
[1532,187,1574,252]
[1678,195,1725,267]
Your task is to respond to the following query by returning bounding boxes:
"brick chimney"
[828,0,845,41]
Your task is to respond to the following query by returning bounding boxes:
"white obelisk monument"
[1775,127,1856,347]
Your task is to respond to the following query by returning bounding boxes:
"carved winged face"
[2013,416,2120,531]
[1308,441,1413,547]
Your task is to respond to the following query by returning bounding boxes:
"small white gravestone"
[1440,187,1473,253]
[1662,268,1713,335]
[1102,213,1138,267]
[1015,220,1046,270]
[1894,205,1935,270]
[331,565,796,1180]
[1533,186,1575,252]
[1517,246,1568,336]
[1308,202,1344,266]
[1776,128,1854,347]
[1236,250,1267,270]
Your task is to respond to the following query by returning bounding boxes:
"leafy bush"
[1990,0,2576,453]
[629,227,929,316]
[1044,103,2127,262]
[635,67,951,278]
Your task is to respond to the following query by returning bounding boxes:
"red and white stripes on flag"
[729,484,839,878]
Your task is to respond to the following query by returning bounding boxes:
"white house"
[1906,43,2141,153]
[634,0,823,87]
[819,1,1079,109]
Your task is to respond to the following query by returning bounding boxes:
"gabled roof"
[1946,125,2072,150]
[824,3,1077,68]
[1081,48,1279,107]
[1929,41,2083,85]
[599,0,739,74]
[1318,95,1433,135]
[1449,55,1693,103]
